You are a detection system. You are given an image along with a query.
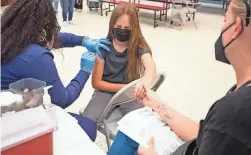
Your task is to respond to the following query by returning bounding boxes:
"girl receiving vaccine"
[81,3,156,122]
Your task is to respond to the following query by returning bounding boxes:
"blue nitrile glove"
[81,52,96,73]
[82,37,111,59]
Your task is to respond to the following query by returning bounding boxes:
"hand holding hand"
[82,37,111,59]
[134,81,146,100]
[80,52,96,73]
[138,89,162,109]
[138,137,157,155]
[134,77,152,100]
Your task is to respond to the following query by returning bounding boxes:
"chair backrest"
[170,0,183,8]
[97,72,166,124]
[97,80,139,124]
[183,0,193,12]
[151,72,166,91]
[171,0,191,11]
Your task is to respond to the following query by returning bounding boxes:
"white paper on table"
[118,107,184,155]
[53,107,105,155]
[58,140,106,155]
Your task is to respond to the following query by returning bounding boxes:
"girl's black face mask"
[214,0,250,64]
[112,28,131,42]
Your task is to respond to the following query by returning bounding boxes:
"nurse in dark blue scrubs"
[1,0,110,141]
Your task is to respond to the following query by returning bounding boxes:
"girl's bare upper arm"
[140,53,156,88]
[92,54,105,86]
[140,53,156,71]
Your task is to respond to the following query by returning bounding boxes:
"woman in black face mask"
[215,0,250,65]
[107,0,251,155]
[80,3,156,123]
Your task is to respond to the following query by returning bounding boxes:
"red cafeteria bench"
[132,0,201,20]
[147,0,201,20]
[100,0,167,28]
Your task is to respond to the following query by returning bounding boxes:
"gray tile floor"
[1,2,236,153]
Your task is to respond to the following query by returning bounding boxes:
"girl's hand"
[134,81,146,100]
[138,137,157,155]
[134,77,152,100]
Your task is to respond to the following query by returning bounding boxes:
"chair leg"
[192,19,197,29]
[101,2,103,16]
[154,11,157,28]
[160,10,162,21]
[165,3,168,20]
[109,3,111,11]
[103,120,111,149]
[178,13,184,30]
[169,10,174,27]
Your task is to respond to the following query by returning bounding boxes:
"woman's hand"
[82,37,111,59]
[138,137,157,155]
[138,89,162,109]
[80,52,96,73]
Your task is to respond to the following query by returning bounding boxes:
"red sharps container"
[1,106,54,155]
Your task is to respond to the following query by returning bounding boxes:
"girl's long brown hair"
[106,3,152,83]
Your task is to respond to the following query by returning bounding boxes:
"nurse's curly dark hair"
[1,0,60,64]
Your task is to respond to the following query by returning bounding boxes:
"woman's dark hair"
[1,0,60,64]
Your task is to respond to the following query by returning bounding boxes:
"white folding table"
[53,106,106,155]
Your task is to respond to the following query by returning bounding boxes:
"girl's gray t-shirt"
[100,44,148,84]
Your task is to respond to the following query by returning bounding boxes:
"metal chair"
[95,72,166,149]
[87,0,100,11]
[169,0,197,29]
